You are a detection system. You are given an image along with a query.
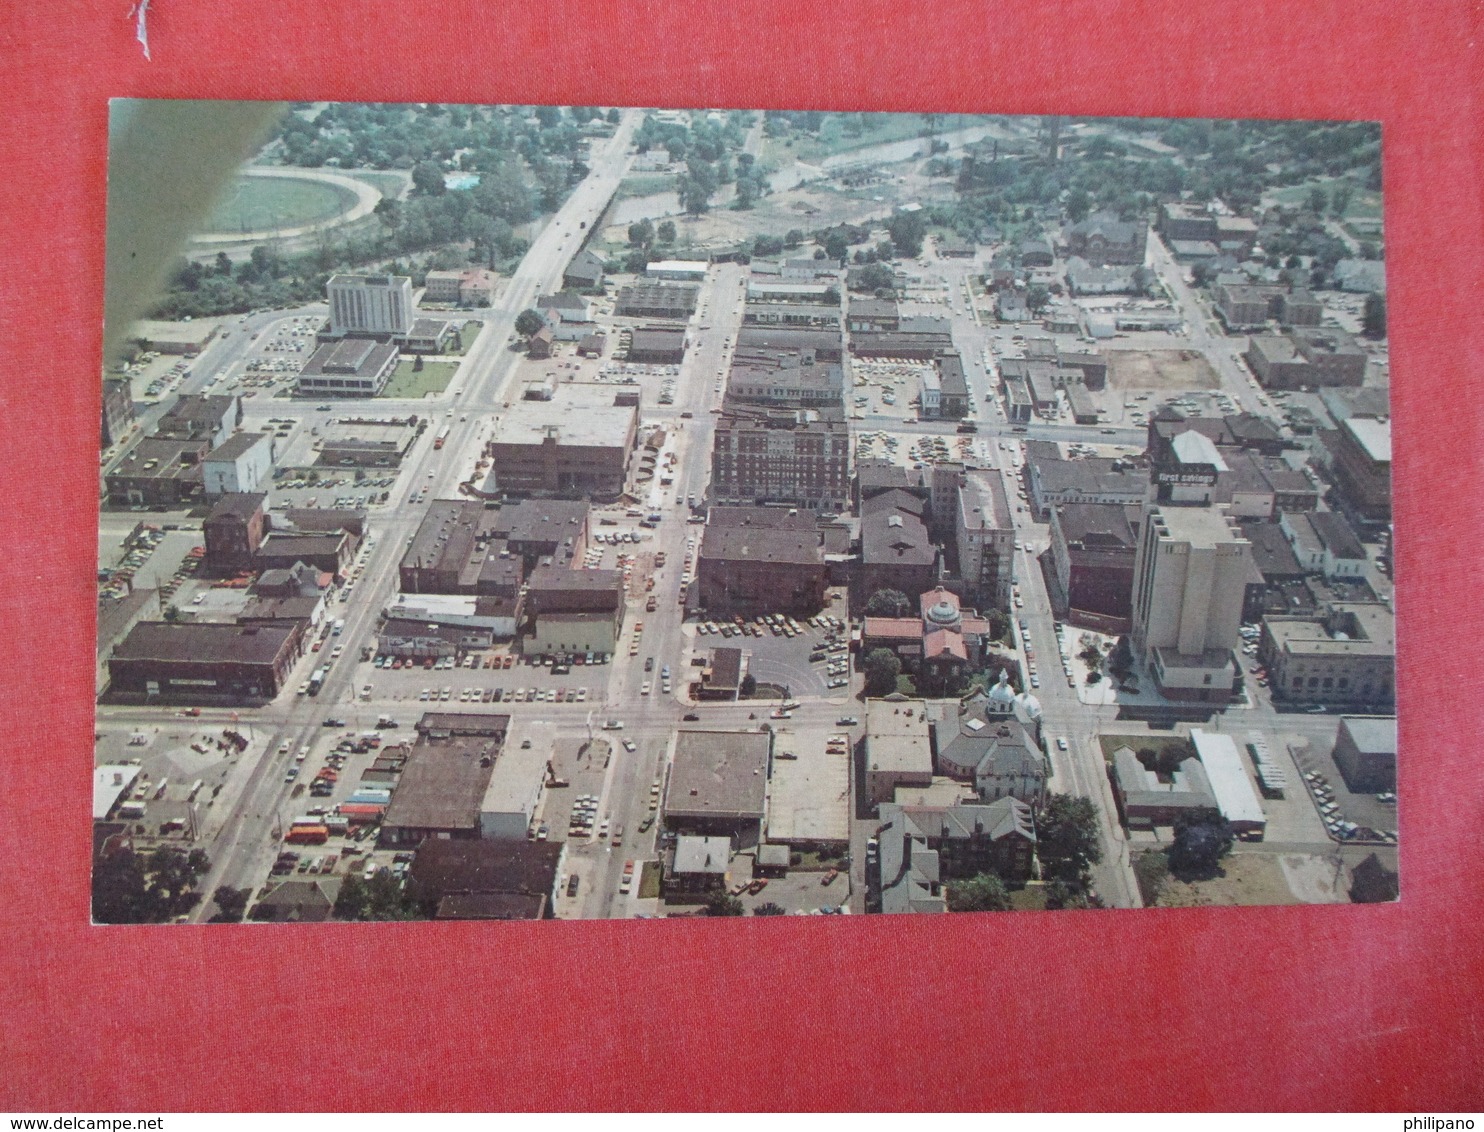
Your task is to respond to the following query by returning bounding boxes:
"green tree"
[209,885,251,923]
[1189,261,1214,288]
[705,889,744,917]
[863,648,903,697]
[374,198,402,230]
[824,231,850,262]
[886,210,926,258]
[1043,877,1092,910]
[514,309,546,338]
[864,589,912,618]
[739,673,757,698]
[411,161,447,197]
[1035,794,1103,885]
[753,901,787,916]
[1329,184,1353,217]
[1306,187,1328,215]
[1025,284,1050,315]
[1362,292,1387,339]
[214,251,232,276]
[784,229,804,248]
[1065,188,1091,224]
[606,108,621,124]
[534,105,562,129]
[753,234,785,258]
[946,872,1011,912]
[92,847,210,924]
[656,220,677,244]
[849,262,895,294]
[681,165,718,216]
[1168,807,1234,879]
[628,218,655,247]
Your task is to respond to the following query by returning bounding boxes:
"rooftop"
[93,764,141,820]
[866,698,934,777]
[301,339,400,378]
[206,432,271,462]
[382,735,500,833]
[672,834,732,875]
[1191,728,1266,827]
[1343,416,1392,464]
[1340,716,1398,756]
[112,621,296,665]
[665,730,771,822]
[488,383,637,449]
[410,838,562,904]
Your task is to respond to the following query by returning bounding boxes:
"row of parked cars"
[417,686,590,704]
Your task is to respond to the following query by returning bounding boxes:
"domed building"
[931,670,1049,806]
[861,586,998,691]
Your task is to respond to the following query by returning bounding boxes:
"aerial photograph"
[93,102,1396,924]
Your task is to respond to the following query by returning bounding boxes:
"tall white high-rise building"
[327,273,414,338]
[1130,503,1252,701]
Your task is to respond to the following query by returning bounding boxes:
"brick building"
[709,407,850,512]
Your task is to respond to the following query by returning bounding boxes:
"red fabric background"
[1,0,1480,1111]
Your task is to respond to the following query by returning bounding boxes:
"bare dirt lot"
[1105,348,1220,391]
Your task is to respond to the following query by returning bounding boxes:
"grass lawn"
[349,169,412,201]
[638,860,662,900]
[1008,885,1048,912]
[438,321,483,357]
[760,112,933,165]
[789,850,847,872]
[381,359,457,398]
[616,173,678,201]
[205,173,357,234]
[1267,178,1382,221]
[1146,852,1300,908]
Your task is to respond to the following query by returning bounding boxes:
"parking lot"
[352,648,613,711]
[698,860,852,916]
[95,722,255,840]
[689,610,852,701]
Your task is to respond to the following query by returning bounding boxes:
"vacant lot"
[381,359,458,398]
[1105,348,1220,391]
[1139,850,1301,908]
[205,173,357,234]
[598,180,892,260]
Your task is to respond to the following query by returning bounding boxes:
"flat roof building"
[709,406,851,512]
[297,338,401,398]
[105,621,300,703]
[1191,728,1267,838]
[409,838,562,920]
[203,432,274,496]
[645,259,709,281]
[1333,715,1397,793]
[614,282,698,320]
[663,729,771,847]
[485,383,638,502]
[865,698,934,807]
[1130,505,1252,701]
[381,730,503,845]
[326,273,414,339]
[697,506,828,615]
